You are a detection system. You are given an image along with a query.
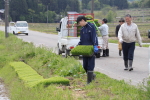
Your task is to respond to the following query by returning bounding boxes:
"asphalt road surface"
[0,26,149,86]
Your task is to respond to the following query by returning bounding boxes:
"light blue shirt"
[98,24,109,36]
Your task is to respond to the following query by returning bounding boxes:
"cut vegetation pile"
[9,62,69,87]
[71,45,94,56]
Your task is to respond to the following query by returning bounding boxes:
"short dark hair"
[125,14,132,18]
[119,18,125,22]
[76,16,86,24]
[102,18,107,23]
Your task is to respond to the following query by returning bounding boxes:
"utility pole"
[47,5,48,24]
[4,0,9,38]
[91,0,94,14]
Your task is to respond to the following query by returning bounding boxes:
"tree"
[0,0,4,9]
[106,10,114,22]
[10,0,28,21]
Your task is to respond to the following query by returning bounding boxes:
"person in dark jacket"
[76,15,98,84]
[115,18,125,56]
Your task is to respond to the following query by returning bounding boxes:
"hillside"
[128,0,140,2]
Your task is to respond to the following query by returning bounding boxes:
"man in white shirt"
[118,14,142,71]
[98,18,109,57]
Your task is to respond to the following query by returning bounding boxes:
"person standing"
[115,18,125,56]
[118,14,142,71]
[76,16,98,84]
[98,18,109,57]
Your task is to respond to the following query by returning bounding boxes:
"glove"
[94,45,99,53]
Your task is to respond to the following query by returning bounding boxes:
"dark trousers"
[83,56,95,72]
[122,42,135,61]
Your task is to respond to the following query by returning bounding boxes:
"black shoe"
[102,50,106,57]
[129,67,133,71]
[87,71,93,84]
[128,60,133,71]
[119,50,121,56]
[106,49,109,56]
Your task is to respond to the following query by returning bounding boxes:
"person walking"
[98,18,109,57]
[118,14,142,71]
[76,16,98,84]
[115,18,125,56]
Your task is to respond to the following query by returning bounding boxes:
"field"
[29,23,59,34]
[28,8,150,43]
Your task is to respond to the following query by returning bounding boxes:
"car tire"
[65,49,70,58]
[13,31,15,35]
[57,44,62,55]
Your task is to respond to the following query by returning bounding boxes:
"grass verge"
[0,31,149,100]
[109,38,150,47]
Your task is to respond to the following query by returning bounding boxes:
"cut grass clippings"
[0,31,150,100]
[9,62,69,87]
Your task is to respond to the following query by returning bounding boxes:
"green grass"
[29,23,59,34]
[109,38,150,47]
[0,31,150,100]
[9,62,69,87]
[71,45,94,56]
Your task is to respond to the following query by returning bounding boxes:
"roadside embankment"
[0,31,150,100]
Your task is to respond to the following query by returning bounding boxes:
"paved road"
[0,26,149,86]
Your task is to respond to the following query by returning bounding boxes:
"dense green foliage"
[71,45,94,56]
[82,0,128,10]
[1,0,80,22]
[1,0,150,22]
[129,0,150,8]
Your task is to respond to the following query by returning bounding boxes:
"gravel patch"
[0,78,9,100]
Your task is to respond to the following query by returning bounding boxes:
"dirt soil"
[0,78,9,100]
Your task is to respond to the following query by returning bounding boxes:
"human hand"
[119,39,123,43]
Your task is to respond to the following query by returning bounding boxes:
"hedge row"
[9,62,69,87]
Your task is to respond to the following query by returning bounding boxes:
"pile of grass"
[9,62,69,87]
[71,45,94,56]
[0,63,74,100]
